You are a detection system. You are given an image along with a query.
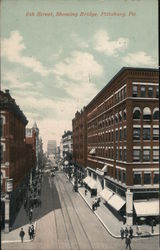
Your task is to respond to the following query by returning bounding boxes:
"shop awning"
[134,200,159,217]
[83,176,90,185]
[84,176,97,189]
[100,188,113,202]
[89,148,96,154]
[108,193,126,211]
[102,165,107,172]
[88,178,97,189]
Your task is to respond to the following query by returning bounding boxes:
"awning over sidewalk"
[89,148,96,154]
[88,178,97,189]
[84,176,97,189]
[83,176,90,184]
[134,200,159,217]
[107,193,126,211]
[100,188,113,202]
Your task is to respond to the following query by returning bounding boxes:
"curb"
[65,174,120,238]
[65,174,160,239]
[79,190,120,238]
[2,221,37,244]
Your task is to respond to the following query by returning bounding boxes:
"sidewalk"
[1,221,37,243]
[66,174,159,239]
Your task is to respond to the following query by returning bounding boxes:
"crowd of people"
[120,226,133,250]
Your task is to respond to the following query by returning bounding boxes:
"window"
[124,87,126,98]
[153,108,159,120]
[156,86,159,98]
[124,128,127,140]
[153,128,159,140]
[143,107,151,120]
[119,112,122,122]
[153,173,159,184]
[115,169,119,179]
[119,149,122,160]
[148,86,154,98]
[0,145,3,163]
[124,149,127,161]
[144,173,151,185]
[122,89,124,99]
[133,128,141,140]
[133,107,141,119]
[116,130,118,141]
[143,128,150,140]
[115,114,118,124]
[134,173,141,185]
[118,92,121,102]
[116,148,118,160]
[153,149,159,162]
[133,149,141,162]
[132,85,138,97]
[140,86,146,97]
[123,109,127,120]
[143,149,150,162]
[119,130,122,141]
[122,171,126,183]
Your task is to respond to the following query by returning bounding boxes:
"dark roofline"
[0,90,28,125]
[86,67,159,109]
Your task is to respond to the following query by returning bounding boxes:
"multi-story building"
[72,67,159,225]
[72,108,87,177]
[47,140,57,156]
[62,130,72,156]
[0,90,29,232]
[25,127,37,183]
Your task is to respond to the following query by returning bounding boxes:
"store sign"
[6,179,13,192]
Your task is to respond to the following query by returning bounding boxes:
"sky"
[1,0,158,151]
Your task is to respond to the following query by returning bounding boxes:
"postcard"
[1,0,159,250]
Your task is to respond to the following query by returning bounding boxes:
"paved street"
[2,172,159,250]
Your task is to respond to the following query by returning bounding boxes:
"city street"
[2,171,159,250]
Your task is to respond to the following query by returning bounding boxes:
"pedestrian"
[31,224,35,239]
[125,235,131,250]
[150,220,154,234]
[120,227,124,240]
[19,228,25,243]
[85,189,87,196]
[124,226,129,238]
[28,226,32,240]
[129,226,133,239]
[92,200,95,211]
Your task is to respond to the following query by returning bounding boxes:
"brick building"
[0,90,35,231]
[72,67,159,225]
[72,108,87,176]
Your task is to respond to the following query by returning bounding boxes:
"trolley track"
[56,173,94,250]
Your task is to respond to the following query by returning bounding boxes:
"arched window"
[119,111,122,122]
[115,114,118,123]
[111,115,114,124]
[133,107,141,119]
[123,109,127,120]
[143,107,151,120]
[153,108,159,120]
